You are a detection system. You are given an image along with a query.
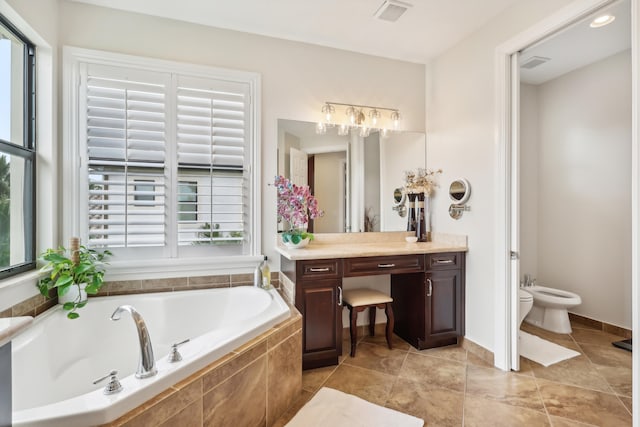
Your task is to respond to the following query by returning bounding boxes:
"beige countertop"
[0,316,33,347]
[275,231,467,261]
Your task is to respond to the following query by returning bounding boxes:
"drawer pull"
[435,259,454,264]
[427,278,433,297]
[309,267,330,272]
[377,263,396,268]
[338,286,343,306]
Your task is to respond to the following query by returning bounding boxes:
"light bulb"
[316,122,326,134]
[321,103,335,123]
[338,124,350,136]
[390,110,401,130]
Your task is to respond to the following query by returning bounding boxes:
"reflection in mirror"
[449,178,470,204]
[277,119,426,233]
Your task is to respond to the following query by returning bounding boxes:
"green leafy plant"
[37,246,112,319]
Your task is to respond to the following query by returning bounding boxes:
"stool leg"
[385,302,394,350]
[349,306,358,357]
[369,306,376,336]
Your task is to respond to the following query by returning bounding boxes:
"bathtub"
[11,286,290,427]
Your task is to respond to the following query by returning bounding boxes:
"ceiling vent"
[521,56,550,70]
[374,0,413,22]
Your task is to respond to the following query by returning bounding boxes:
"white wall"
[520,83,539,280]
[56,0,425,273]
[425,0,574,351]
[532,50,631,328]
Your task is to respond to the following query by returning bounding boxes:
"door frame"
[494,1,638,409]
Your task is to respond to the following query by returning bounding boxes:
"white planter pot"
[58,283,88,305]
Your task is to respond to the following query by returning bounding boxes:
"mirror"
[278,119,426,232]
[449,178,471,204]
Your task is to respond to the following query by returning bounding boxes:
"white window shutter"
[84,64,169,248]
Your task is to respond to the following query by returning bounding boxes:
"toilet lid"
[519,289,533,302]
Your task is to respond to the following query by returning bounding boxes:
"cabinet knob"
[426,278,433,297]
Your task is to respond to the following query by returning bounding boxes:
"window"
[0,15,35,279]
[68,50,259,267]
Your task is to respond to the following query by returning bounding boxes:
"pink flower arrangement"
[275,175,324,243]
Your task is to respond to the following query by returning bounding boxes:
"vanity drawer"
[298,259,342,280]
[426,252,463,270]
[344,254,424,277]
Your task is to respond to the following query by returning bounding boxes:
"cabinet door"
[425,269,463,340]
[298,279,342,369]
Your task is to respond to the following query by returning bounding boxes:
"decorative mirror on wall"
[391,188,407,217]
[448,178,471,220]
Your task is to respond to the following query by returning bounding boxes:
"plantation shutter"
[83,64,169,248]
[175,75,250,246]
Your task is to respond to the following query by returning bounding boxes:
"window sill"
[104,255,264,281]
[0,270,42,312]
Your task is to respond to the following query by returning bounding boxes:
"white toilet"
[519,289,534,328]
[524,285,582,334]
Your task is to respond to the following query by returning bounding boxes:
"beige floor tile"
[301,365,337,392]
[271,390,314,427]
[580,342,632,369]
[360,331,412,351]
[385,377,463,427]
[570,328,626,346]
[409,344,467,363]
[537,378,632,427]
[549,415,599,426]
[618,395,633,415]
[463,395,551,427]
[530,355,612,393]
[592,364,632,397]
[517,356,535,376]
[521,323,574,345]
[322,364,396,406]
[399,352,466,392]
[465,365,545,412]
[342,341,408,376]
[466,351,494,368]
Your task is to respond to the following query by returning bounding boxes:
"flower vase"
[283,237,310,249]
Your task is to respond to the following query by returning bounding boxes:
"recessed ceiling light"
[590,14,616,28]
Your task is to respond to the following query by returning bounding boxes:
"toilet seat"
[526,285,581,309]
[519,289,533,302]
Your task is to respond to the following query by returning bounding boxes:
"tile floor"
[274,319,632,427]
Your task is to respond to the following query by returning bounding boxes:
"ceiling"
[69,0,523,64]
[520,0,630,85]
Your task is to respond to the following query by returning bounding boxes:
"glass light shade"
[315,122,327,134]
[338,124,350,136]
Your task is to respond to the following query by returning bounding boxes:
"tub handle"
[93,370,123,395]
[168,338,190,363]
[338,286,343,306]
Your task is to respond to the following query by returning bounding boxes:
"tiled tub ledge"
[105,307,302,427]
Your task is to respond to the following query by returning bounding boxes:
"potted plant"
[274,175,324,248]
[37,240,112,319]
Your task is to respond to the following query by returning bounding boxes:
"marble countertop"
[276,231,468,261]
[0,316,33,347]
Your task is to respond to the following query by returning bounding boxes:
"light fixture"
[321,102,402,133]
[315,122,327,134]
[321,102,335,123]
[590,14,615,28]
[390,110,401,130]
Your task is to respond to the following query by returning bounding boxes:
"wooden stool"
[342,288,394,357]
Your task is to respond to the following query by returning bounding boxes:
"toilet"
[519,289,533,328]
[524,285,582,334]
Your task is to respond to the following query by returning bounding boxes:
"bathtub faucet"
[110,305,158,379]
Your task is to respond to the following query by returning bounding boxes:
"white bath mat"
[285,387,423,427]
[519,331,580,367]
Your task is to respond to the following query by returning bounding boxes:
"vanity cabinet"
[392,252,465,349]
[280,246,466,369]
[281,257,343,369]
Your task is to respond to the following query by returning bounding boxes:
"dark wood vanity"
[278,236,466,369]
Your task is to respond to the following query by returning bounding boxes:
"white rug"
[519,331,580,367]
[285,387,424,427]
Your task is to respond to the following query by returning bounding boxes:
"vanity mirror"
[277,119,426,233]
[448,178,471,220]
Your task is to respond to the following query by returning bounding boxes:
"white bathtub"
[11,286,290,427]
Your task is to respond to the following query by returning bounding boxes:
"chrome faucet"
[110,305,158,379]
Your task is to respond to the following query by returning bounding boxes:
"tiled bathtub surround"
[0,272,279,318]
[105,308,302,427]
